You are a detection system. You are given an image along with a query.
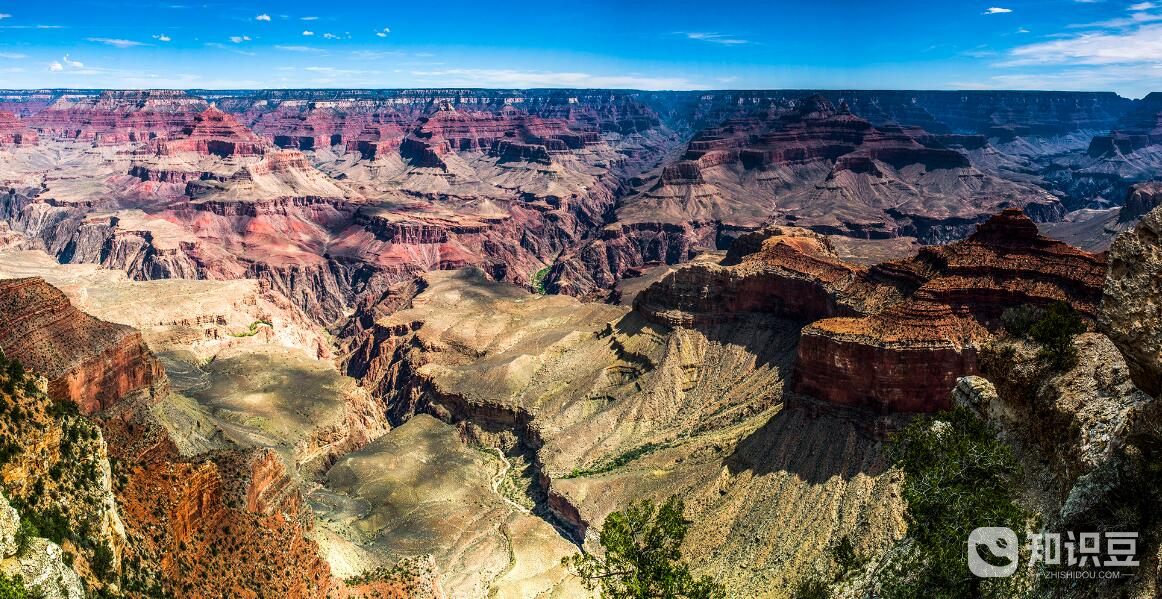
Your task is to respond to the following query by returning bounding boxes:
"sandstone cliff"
[0,277,164,414]
[626,209,1104,413]
[0,112,37,148]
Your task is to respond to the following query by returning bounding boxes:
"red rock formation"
[635,210,1105,413]
[113,442,337,598]
[152,106,266,157]
[0,111,37,147]
[26,90,209,144]
[346,123,406,159]
[794,209,1106,412]
[1121,181,1162,222]
[397,105,604,168]
[634,227,891,327]
[0,278,164,413]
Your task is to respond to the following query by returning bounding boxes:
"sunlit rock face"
[795,209,1106,413]
[0,277,164,414]
[24,90,210,145]
[628,209,1105,414]
[0,111,37,147]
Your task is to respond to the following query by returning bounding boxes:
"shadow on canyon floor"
[725,403,890,484]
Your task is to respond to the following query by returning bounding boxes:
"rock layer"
[796,209,1105,412]
[634,209,1106,413]
[0,112,37,147]
[551,95,1065,297]
[0,277,163,413]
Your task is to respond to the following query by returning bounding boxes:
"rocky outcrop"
[1048,93,1162,205]
[634,227,887,327]
[151,106,266,157]
[0,277,164,413]
[0,351,129,596]
[962,329,1161,599]
[629,209,1105,413]
[1101,203,1162,396]
[0,111,37,147]
[794,209,1106,412]
[1086,92,1162,158]
[1120,181,1162,222]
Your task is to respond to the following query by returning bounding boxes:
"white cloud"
[206,42,256,55]
[1002,22,1162,65]
[275,44,324,53]
[1131,2,1156,10]
[86,37,144,48]
[1017,27,1030,33]
[301,16,318,21]
[48,54,84,72]
[407,67,701,90]
[302,30,313,36]
[0,13,10,19]
[256,13,271,21]
[229,35,251,43]
[350,50,406,59]
[0,52,27,59]
[1070,10,1162,29]
[984,7,1013,14]
[679,32,749,45]
[376,27,390,37]
[952,63,1162,97]
[152,34,171,42]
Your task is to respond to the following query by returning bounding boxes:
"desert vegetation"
[563,495,725,599]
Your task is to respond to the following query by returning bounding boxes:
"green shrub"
[0,573,31,599]
[563,495,725,598]
[792,574,831,599]
[1028,302,1086,371]
[15,517,38,554]
[880,406,1028,599]
[1000,305,1042,338]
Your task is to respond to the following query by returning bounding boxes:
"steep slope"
[0,275,430,598]
[338,267,905,597]
[0,112,37,148]
[0,277,164,414]
[25,90,209,145]
[1044,92,1162,206]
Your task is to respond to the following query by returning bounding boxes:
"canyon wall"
[0,277,163,413]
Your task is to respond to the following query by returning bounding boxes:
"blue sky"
[0,1,1159,96]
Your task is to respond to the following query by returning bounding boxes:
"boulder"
[1102,204,1162,396]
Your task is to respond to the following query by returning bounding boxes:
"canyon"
[0,87,1159,598]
